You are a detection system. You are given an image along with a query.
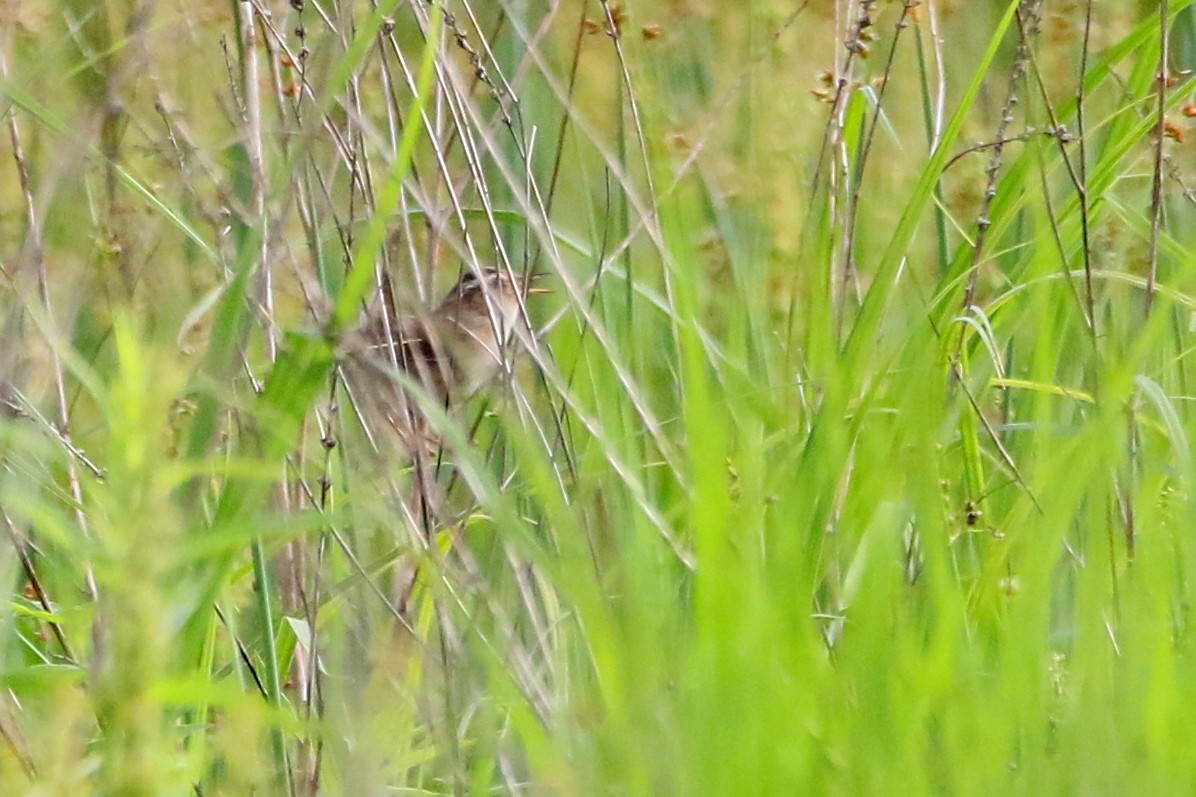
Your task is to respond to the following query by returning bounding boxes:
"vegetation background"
[1,0,1195,793]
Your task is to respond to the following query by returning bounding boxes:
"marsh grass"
[2,0,1196,793]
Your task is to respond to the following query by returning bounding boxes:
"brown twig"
[1145,0,1171,317]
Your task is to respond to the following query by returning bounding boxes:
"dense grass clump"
[2,0,1196,793]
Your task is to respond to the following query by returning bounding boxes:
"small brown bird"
[344,267,543,456]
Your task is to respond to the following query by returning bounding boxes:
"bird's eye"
[455,272,480,292]
[449,268,506,301]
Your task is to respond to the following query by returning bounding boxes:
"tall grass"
[1,0,1195,793]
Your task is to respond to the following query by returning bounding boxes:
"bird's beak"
[524,273,551,294]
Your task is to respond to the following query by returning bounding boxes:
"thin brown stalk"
[1074,0,1098,335]
[1145,0,1170,317]
[958,0,1040,325]
[3,511,75,664]
[840,1,924,327]
[0,691,35,782]
[0,39,101,617]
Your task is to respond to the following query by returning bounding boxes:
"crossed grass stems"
[0,0,1191,792]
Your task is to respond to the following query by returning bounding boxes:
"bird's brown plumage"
[342,267,538,458]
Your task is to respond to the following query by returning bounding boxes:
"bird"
[341,266,544,458]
